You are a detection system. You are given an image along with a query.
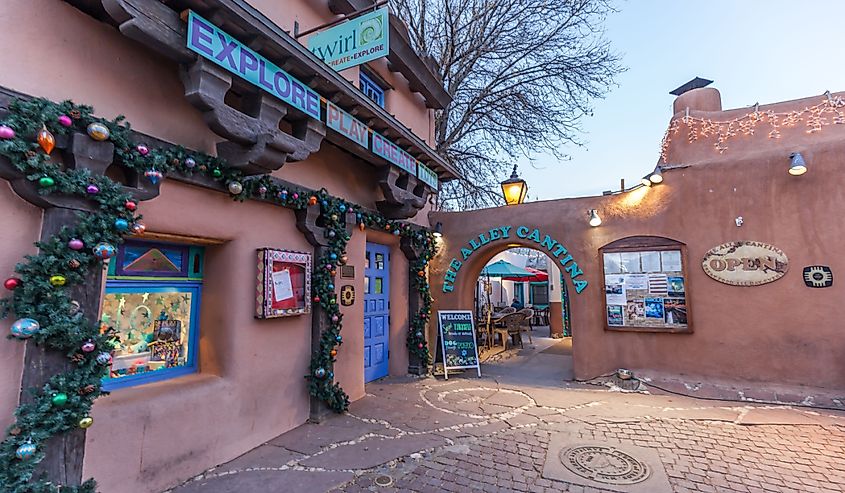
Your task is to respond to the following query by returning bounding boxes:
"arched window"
[600,236,691,333]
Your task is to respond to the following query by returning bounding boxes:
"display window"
[99,241,203,390]
[600,236,691,333]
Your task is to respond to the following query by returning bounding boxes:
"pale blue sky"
[516,0,845,200]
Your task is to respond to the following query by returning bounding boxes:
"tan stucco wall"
[0,1,428,491]
[0,184,42,432]
[431,106,845,390]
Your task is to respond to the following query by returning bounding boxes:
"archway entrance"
[464,240,578,384]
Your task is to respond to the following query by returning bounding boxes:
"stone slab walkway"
[168,339,845,493]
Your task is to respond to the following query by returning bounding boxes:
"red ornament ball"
[418,343,424,349]
[125,200,137,211]
[4,277,21,290]
[313,296,321,302]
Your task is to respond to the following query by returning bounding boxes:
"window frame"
[359,70,386,107]
[599,236,693,334]
[101,240,205,391]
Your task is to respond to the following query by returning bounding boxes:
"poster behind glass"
[603,250,687,330]
[256,248,312,318]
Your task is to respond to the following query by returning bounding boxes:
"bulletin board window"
[600,236,692,333]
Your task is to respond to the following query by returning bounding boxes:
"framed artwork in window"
[256,248,312,318]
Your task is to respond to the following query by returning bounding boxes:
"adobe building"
[0,0,455,491]
[431,86,845,393]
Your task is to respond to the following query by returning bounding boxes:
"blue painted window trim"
[101,280,202,391]
[360,71,385,107]
[513,282,524,304]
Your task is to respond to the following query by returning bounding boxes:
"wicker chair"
[494,312,526,350]
[497,306,517,316]
[517,308,534,344]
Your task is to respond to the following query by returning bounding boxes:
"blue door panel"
[364,242,390,382]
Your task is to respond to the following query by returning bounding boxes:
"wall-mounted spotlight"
[788,152,807,176]
[588,209,602,227]
[432,221,443,238]
[640,175,652,187]
[649,165,664,184]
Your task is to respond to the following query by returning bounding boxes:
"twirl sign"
[308,8,390,71]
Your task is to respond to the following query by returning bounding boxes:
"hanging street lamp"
[500,164,528,205]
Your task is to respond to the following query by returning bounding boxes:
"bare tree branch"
[392,0,624,210]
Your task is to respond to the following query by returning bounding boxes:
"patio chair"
[498,306,517,315]
[517,308,534,344]
[493,312,526,350]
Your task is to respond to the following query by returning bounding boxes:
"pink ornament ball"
[136,144,149,156]
[58,115,72,127]
[81,341,96,353]
[68,239,84,250]
[0,125,15,139]
[293,193,299,199]
[86,184,99,195]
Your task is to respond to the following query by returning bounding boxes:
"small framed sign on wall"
[256,248,312,318]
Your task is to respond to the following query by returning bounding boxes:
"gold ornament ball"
[79,416,94,429]
[330,349,337,357]
[86,122,110,141]
[50,275,66,287]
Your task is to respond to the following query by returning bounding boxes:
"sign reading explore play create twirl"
[187,11,320,120]
[186,11,438,190]
[308,8,389,71]
[442,226,589,294]
[437,310,481,379]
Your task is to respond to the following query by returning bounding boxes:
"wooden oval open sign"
[701,241,788,286]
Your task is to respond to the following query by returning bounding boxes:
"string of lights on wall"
[659,91,845,163]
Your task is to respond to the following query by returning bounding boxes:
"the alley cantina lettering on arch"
[442,226,588,294]
[701,241,788,286]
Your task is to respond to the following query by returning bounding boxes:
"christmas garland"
[0,97,436,492]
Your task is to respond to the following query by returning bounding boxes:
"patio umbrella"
[503,267,548,283]
[480,260,535,278]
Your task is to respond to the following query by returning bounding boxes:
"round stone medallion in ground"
[559,445,650,485]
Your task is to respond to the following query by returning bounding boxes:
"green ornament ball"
[38,176,55,188]
[212,168,223,178]
[51,393,68,407]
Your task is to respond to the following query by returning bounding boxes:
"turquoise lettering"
[574,279,588,293]
[500,226,512,238]
[559,254,573,266]
[479,232,491,245]
[528,228,541,243]
[449,259,462,271]
[443,283,454,293]
[552,243,568,257]
[489,228,501,241]
[461,248,474,260]
[444,269,457,283]
[565,262,583,279]
[541,235,557,251]
[469,239,481,250]
[516,226,529,238]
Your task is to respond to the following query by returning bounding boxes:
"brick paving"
[170,340,845,493]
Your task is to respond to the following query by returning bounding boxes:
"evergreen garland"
[0,97,437,492]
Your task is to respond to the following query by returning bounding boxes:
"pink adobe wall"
[83,180,316,493]
[430,119,845,389]
[366,57,437,147]
[0,184,42,432]
[335,227,367,401]
[0,0,219,155]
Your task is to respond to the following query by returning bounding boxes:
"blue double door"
[364,243,390,382]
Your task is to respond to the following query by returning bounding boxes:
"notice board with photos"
[601,237,690,332]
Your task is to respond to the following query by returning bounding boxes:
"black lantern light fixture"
[432,221,443,238]
[501,164,528,205]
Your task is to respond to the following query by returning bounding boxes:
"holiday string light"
[659,92,845,163]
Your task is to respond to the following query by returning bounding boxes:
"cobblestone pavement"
[170,341,845,493]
